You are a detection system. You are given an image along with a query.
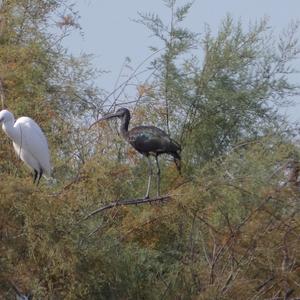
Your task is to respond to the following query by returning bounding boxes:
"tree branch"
[83,195,171,220]
[0,77,5,109]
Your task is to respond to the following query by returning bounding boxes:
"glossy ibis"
[0,109,51,185]
[90,107,181,198]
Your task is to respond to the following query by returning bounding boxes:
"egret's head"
[0,109,14,124]
[89,107,130,129]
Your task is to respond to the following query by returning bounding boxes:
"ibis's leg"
[155,155,161,197]
[33,170,38,184]
[145,156,152,199]
[36,169,43,186]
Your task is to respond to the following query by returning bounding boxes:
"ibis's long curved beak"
[89,111,120,129]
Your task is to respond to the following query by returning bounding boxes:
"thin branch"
[83,195,171,220]
[0,77,5,109]
[104,47,165,110]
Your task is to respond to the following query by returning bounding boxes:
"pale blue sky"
[64,0,300,121]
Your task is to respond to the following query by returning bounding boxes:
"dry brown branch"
[221,272,234,293]
[0,77,5,109]
[83,195,171,220]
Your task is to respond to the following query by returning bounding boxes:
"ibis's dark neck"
[120,110,131,139]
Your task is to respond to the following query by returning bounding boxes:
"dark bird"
[90,107,181,198]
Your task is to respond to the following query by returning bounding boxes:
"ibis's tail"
[171,151,181,175]
[169,139,181,175]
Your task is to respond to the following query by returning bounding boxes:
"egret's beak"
[89,111,121,129]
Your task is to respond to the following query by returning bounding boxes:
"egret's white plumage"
[0,109,51,184]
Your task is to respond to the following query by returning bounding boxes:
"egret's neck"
[120,113,130,139]
[2,119,20,143]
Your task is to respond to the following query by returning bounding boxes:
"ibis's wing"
[129,126,179,153]
[14,117,51,175]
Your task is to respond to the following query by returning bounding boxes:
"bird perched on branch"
[9,280,32,300]
[0,109,51,185]
[90,107,181,198]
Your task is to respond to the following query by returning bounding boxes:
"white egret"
[0,109,51,185]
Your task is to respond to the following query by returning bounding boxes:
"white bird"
[9,280,32,300]
[0,109,51,185]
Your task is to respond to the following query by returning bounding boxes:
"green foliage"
[136,3,300,169]
[1,0,300,299]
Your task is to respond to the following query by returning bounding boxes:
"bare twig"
[0,77,5,109]
[83,195,171,220]
[104,47,165,110]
